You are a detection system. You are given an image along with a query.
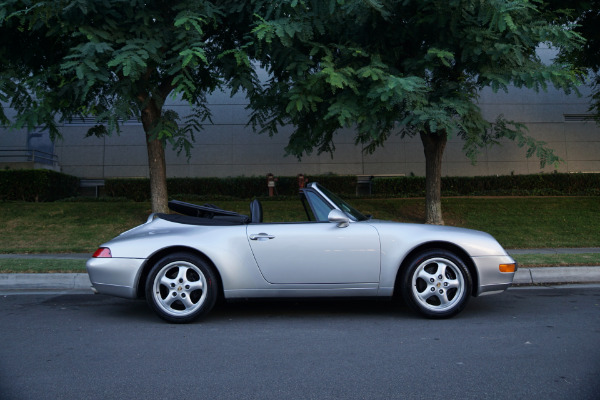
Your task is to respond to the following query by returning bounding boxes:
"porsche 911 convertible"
[86,182,517,323]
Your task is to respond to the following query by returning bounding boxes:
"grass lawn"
[511,253,600,267]
[0,201,151,253]
[0,259,87,273]
[438,197,600,249]
[0,196,598,254]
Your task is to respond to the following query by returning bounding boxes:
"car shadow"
[42,292,515,323]
[41,293,156,323]
[209,297,416,321]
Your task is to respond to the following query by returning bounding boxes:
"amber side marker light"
[499,263,516,273]
[93,247,112,258]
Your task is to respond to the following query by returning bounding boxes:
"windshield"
[316,184,369,221]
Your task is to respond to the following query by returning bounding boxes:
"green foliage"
[0,0,259,211]
[105,175,358,201]
[103,173,600,201]
[249,0,583,165]
[104,178,151,202]
[0,169,79,201]
[372,173,600,197]
[371,176,427,198]
[545,0,600,122]
[0,0,257,154]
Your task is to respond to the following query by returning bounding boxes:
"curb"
[1,267,600,292]
[0,273,92,291]
[513,267,600,285]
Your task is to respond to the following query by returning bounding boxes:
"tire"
[401,249,472,319]
[145,252,218,323]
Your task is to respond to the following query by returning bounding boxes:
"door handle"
[249,233,275,241]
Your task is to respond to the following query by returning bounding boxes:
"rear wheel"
[401,249,472,318]
[145,253,217,323]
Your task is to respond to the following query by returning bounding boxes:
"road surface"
[1,286,599,399]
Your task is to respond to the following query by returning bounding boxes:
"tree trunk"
[146,137,169,213]
[420,129,447,225]
[141,97,169,214]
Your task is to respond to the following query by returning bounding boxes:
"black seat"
[250,199,263,223]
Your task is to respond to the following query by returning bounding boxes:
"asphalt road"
[1,286,599,400]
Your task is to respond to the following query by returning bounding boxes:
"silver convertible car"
[87,182,517,323]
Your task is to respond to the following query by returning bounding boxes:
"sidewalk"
[1,250,599,292]
[508,248,600,285]
[512,266,600,285]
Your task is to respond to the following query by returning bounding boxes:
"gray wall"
[2,50,599,178]
[47,84,599,179]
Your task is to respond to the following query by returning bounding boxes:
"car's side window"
[305,191,333,222]
[300,194,316,221]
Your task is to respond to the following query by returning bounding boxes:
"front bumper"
[86,257,146,298]
[472,255,518,296]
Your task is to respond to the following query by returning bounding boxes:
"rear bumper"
[86,257,145,298]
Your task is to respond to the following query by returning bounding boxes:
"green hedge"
[6,171,596,203]
[105,175,358,201]
[0,169,80,201]
[104,173,599,201]
[372,173,600,197]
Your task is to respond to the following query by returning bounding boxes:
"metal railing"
[0,148,59,167]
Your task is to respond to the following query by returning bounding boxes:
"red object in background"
[298,174,308,189]
[267,173,277,197]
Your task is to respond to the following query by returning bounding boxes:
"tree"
[248,0,583,224]
[542,1,600,121]
[0,0,255,213]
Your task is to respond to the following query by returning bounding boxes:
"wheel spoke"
[187,280,204,292]
[175,266,189,283]
[417,268,434,282]
[445,278,460,290]
[159,275,174,288]
[417,288,435,303]
[439,291,451,306]
[181,294,197,309]
[438,263,448,278]
[163,294,177,307]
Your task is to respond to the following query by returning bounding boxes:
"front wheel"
[145,253,218,323]
[401,249,472,318]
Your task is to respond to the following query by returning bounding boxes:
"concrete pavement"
[509,248,600,285]
[512,266,600,285]
[1,250,599,292]
[0,273,92,291]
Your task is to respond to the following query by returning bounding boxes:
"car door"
[247,221,381,284]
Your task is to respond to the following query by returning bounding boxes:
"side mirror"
[328,209,350,228]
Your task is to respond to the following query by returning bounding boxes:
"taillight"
[93,247,112,258]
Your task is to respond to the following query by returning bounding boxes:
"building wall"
[2,57,599,179]
[47,84,599,179]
